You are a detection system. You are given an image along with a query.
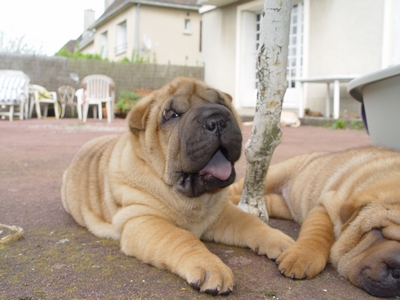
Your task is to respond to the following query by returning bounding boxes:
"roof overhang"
[197,0,239,7]
[79,34,95,50]
[90,0,200,30]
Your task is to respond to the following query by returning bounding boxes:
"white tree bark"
[238,0,293,223]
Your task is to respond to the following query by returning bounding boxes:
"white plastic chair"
[81,75,115,123]
[0,70,30,121]
[75,88,101,120]
[31,84,60,119]
[58,85,76,118]
[75,88,84,120]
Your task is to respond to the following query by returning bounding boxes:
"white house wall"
[202,0,393,118]
[202,0,306,112]
[84,5,202,66]
[82,42,96,55]
[92,8,134,61]
[139,5,202,66]
[235,0,263,110]
[202,4,237,99]
[306,0,385,115]
[382,0,400,68]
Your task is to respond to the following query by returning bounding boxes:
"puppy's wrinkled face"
[128,77,243,198]
[332,201,400,297]
[349,232,400,297]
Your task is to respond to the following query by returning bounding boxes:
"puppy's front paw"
[276,243,327,279]
[184,257,234,295]
[256,228,295,260]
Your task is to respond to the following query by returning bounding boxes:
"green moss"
[350,120,365,130]
[330,118,365,130]
[264,290,278,297]
[332,118,347,129]
[2,227,131,298]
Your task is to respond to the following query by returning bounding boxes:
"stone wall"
[0,53,204,93]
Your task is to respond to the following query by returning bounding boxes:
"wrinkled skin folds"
[61,77,295,295]
[229,147,400,297]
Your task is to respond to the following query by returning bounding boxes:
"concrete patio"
[1,117,391,299]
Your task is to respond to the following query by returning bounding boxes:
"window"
[287,3,303,88]
[115,21,127,55]
[184,19,191,34]
[254,3,303,90]
[100,31,108,59]
[255,13,261,89]
[199,21,202,52]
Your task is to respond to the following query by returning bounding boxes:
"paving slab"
[1,117,390,300]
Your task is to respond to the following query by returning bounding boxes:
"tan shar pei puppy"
[230,146,400,297]
[61,77,294,295]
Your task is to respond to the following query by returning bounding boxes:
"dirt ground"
[0,117,392,300]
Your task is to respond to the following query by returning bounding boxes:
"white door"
[240,11,258,107]
[284,3,304,109]
[239,2,304,109]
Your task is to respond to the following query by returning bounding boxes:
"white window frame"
[115,20,127,55]
[235,0,305,110]
[287,3,304,89]
[184,19,191,34]
[100,31,108,59]
[235,0,263,108]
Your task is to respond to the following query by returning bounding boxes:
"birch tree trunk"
[238,0,293,223]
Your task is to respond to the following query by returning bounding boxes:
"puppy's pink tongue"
[199,150,232,181]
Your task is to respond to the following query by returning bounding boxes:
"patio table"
[295,75,358,119]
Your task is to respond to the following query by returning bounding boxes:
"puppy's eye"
[162,109,180,121]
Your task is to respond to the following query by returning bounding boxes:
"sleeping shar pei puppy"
[230,146,400,297]
[61,77,294,295]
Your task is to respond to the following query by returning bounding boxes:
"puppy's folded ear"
[223,92,233,103]
[339,178,400,232]
[339,200,367,232]
[128,94,155,133]
[339,186,379,231]
[382,216,400,241]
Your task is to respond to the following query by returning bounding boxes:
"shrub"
[332,118,347,130]
[115,90,141,116]
[55,47,105,61]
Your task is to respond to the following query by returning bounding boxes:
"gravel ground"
[1,117,391,300]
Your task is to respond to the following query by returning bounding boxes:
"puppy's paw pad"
[204,287,220,296]
[276,246,326,279]
[258,230,295,259]
[220,287,233,296]
[186,262,234,295]
[189,280,201,291]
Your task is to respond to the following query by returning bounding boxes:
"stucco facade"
[200,0,400,117]
[202,4,237,99]
[306,0,385,115]
[80,1,202,67]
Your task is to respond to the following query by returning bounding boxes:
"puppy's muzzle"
[175,104,242,197]
[180,104,242,173]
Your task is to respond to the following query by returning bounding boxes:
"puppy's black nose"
[205,115,227,136]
